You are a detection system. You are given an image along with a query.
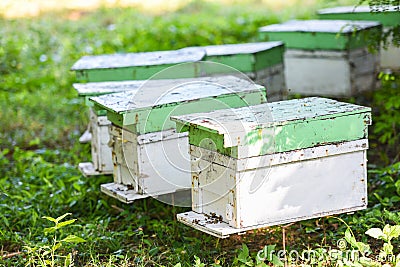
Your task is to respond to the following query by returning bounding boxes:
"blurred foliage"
[358,0,400,49]
[0,1,280,150]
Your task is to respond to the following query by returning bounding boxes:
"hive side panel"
[259,31,348,50]
[191,156,238,226]
[137,133,192,196]
[90,109,101,171]
[349,48,380,94]
[253,45,285,71]
[284,50,350,96]
[205,54,255,73]
[75,63,202,83]
[268,113,370,155]
[110,125,139,188]
[96,115,113,172]
[82,67,138,82]
[236,150,367,228]
[135,92,266,135]
[253,63,287,101]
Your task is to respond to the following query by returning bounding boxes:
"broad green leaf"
[365,228,385,240]
[55,213,72,223]
[241,244,249,258]
[382,242,393,255]
[173,263,182,267]
[42,249,51,256]
[57,219,76,228]
[391,196,400,202]
[265,245,276,261]
[395,180,400,194]
[356,241,371,255]
[271,255,284,267]
[383,225,400,240]
[43,226,57,234]
[237,244,253,266]
[42,216,57,223]
[61,235,86,243]
[237,245,250,262]
[345,229,358,248]
[52,242,62,252]
[64,253,72,267]
[194,255,205,267]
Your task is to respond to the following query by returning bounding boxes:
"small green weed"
[24,213,86,267]
[369,161,400,208]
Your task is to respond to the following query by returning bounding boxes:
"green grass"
[0,1,399,266]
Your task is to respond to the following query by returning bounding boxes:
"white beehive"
[75,79,218,176]
[172,97,371,238]
[74,81,146,176]
[89,76,268,203]
[259,20,382,97]
[72,42,286,176]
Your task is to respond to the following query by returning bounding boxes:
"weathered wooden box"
[89,76,267,203]
[71,42,287,99]
[317,5,400,70]
[71,48,205,82]
[198,42,286,101]
[172,97,371,238]
[259,20,382,96]
[72,42,286,176]
[74,81,147,176]
[76,78,234,176]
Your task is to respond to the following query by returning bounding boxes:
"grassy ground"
[0,0,399,266]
